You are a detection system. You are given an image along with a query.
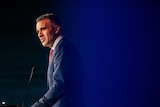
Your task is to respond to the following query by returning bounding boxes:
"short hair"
[36,13,61,26]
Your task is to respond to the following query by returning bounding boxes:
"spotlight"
[1,100,7,106]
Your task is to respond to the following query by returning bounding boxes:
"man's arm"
[31,43,68,107]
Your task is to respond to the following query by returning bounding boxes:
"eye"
[41,27,46,31]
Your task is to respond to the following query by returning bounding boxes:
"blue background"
[0,0,159,107]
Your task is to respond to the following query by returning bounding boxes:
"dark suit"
[31,37,85,107]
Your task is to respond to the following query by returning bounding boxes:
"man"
[31,13,84,107]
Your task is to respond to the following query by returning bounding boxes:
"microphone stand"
[21,66,35,107]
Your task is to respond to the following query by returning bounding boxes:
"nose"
[38,31,43,37]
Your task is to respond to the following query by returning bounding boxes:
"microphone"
[21,66,35,107]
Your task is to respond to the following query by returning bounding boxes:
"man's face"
[36,19,56,48]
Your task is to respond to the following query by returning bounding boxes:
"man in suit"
[31,13,84,107]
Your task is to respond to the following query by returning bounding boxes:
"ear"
[55,25,60,34]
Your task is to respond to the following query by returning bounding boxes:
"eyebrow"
[36,25,47,33]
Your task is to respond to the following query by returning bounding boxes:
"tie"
[49,49,53,64]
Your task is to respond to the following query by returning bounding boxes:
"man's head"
[36,13,61,48]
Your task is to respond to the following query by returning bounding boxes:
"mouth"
[40,38,45,43]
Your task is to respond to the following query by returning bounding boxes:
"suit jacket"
[31,37,85,107]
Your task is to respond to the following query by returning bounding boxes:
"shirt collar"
[51,35,63,50]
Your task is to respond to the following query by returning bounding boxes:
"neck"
[49,34,62,48]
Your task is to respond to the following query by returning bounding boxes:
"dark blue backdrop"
[0,0,159,107]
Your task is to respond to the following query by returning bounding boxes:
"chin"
[42,43,48,47]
